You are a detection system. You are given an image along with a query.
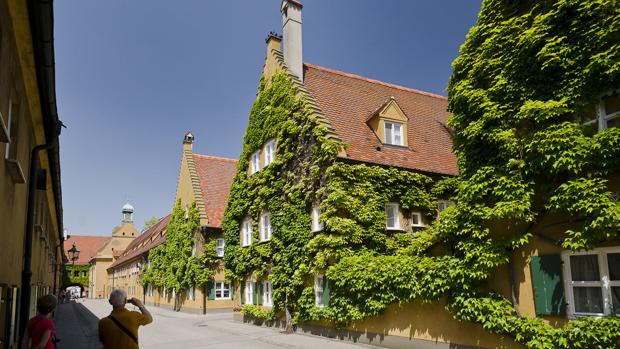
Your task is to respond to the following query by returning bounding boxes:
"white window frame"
[241,219,252,247]
[216,238,225,257]
[263,281,273,306]
[582,91,620,132]
[384,121,403,146]
[259,212,272,242]
[250,151,261,174]
[244,282,254,305]
[561,247,620,318]
[264,140,276,166]
[411,212,425,227]
[215,282,231,300]
[314,275,325,307]
[311,206,324,232]
[385,203,400,230]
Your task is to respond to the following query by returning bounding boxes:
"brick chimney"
[281,0,303,82]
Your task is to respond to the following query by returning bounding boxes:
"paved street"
[55,299,377,349]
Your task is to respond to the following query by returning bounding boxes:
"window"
[191,242,197,257]
[384,121,403,146]
[385,203,400,229]
[216,238,225,257]
[244,282,254,304]
[188,286,195,301]
[437,200,454,214]
[562,248,620,317]
[411,212,424,227]
[215,282,231,300]
[581,91,620,133]
[311,206,324,232]
[250,151,261,174]
[241,219,252,247]
[264,140,276,166]
[260,212,272,241]
[66,272,71,278]
[146,284,153,297]
[314,275,325,307]
[73,271,79,277]
[81,271,87,277]
[263,281,273,306]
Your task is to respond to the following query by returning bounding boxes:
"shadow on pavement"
[55,301,103,349]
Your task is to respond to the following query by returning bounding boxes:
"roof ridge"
[303,63,448,100]
[193,154,239,163]
[66,235,109,239]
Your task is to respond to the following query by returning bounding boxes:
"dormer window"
[264,140,276,166]
[384,121,403,146]
[250,151,260,174]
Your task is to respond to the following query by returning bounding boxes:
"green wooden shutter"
[257,282,263,305]
[207,282,215,300]
[322,277,331,306]
[252,283,258,305]
[240,283,245,304]
[530,255,566,316]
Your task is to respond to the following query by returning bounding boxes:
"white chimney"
[281,0,303,82]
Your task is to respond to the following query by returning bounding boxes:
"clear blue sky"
[56,1,481,236]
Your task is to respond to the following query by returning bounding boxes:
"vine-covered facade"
[223,1,620,348]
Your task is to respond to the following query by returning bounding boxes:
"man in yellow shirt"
[99,289,153,349]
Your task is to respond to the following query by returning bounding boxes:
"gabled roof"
[107,215,170,270]
[192,155,238,228]
[63,235,109,265]
[302,63,458,176]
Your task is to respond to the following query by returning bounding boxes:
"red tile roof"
[302,63,458,176]
[108,215,170,270]
[192,154,238,228]
[64,235,109,265]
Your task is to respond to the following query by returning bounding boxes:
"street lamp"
[68,243,80,265]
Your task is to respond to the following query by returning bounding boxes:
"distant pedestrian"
[21,294,57,349]
[99,289,152,349]
[59,290,66,304]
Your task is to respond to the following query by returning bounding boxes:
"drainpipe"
[19,126,60,337]
[508,254,521,315]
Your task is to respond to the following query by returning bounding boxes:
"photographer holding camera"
[99,289,153,349]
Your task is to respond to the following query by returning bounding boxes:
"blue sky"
[56,1,481,235]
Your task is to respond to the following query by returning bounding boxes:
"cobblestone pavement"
[55,299,379,349]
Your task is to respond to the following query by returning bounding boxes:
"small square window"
[411,212,424,227]
[437,200,454,214]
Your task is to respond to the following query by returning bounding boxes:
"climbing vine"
[224,1,620,347]
[142,200,216,302]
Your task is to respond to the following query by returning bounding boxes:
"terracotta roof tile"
[108,215,170,270]
[302,63,458,176]
[63,235,109,265]
[192,155,238,228]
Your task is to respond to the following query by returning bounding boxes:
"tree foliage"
[142,200,216,300]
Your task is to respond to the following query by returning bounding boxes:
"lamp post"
[68,243,80,265]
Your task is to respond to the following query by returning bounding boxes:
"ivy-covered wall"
[224,0,620,345]
[63,264,90,294]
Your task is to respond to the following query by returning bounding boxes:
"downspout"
[19,124,61,336]
[508,254,521,316]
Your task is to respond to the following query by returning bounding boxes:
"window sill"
[386,227,403,231]
[214,298,231,301]
[412,224,426,228]
[5,158,25,184]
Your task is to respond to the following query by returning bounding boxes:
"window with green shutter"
[257,282,263,305]
[240,283,245,304]
[530,255,566,316]
[252,282,258,305]
[207,281,215,300]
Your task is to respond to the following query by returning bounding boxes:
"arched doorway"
[63,283,85,299]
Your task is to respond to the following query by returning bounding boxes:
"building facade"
[62,235,109,298]
[88,204,138,299]
[223,2,620,349]
[0,0,64,346]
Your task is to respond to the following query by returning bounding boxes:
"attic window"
[384,121,403,146]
